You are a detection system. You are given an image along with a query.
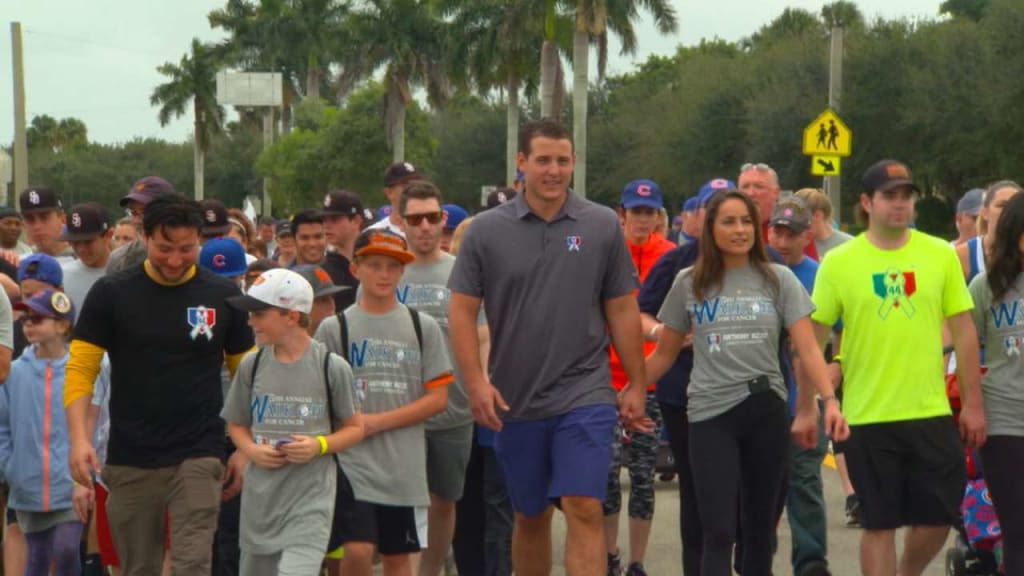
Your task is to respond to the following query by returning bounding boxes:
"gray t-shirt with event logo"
[221,341,357,555]
[815,229,854,260]
[968,272,1024,437]
[657,264,814,422]
[398,253,473,430]
[314,304,451,507]
[62,260,106,316]
[447,192,638,421]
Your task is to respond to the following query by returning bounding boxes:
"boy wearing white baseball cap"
[223,269,364,575]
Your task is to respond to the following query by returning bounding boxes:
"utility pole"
[825,26,843,222]
[11,22,29,204]
[262,109,273,216]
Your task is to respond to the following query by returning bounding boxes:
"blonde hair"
[450,217,473,255]
[227,209,256,245]
[794,188,833,219]
[654,208,669,237]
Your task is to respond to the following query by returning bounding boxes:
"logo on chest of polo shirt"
[566,235,582,252]
[871,268,917,319]
[187,306,217,341]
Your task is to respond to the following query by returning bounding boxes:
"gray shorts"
[426,424,474,501]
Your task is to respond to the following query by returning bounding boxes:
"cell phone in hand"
[274,439,294,450]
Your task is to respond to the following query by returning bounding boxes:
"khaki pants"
[104,457,224,576]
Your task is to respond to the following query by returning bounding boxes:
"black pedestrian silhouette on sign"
[816,123,827,149]
[827,120,839,151]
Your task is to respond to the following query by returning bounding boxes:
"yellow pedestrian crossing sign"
[802,109,852,157]
[810,155,841,176]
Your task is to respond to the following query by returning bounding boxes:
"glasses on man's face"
[125,207,143,218]
[741,163,772,173]
[22,314,52,326]
[404,211,443,226]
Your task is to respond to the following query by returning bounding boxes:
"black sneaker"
[845,494,862,527]
[626,562,648,576]
[607,552,624,576]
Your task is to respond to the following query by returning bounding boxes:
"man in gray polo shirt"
[448,118,648,576]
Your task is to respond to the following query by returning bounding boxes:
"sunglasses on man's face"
[403,211,443,226]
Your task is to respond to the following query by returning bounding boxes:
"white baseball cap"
[226,269,314,314]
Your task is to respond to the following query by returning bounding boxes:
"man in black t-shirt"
[319,189,362,311]
[64,194,254,575]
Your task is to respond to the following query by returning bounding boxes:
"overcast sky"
[2,0,945,145]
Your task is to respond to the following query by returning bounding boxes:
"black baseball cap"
[120,176,176,207]
[19,187,63,215]
[292,264,349,298]
[322,190,364,217]
[384,162,423,188]
[199,199,230,236]
[0,207,21,220]
[862,160,920,195]
[275,220,293,238]
[59,203,111,242]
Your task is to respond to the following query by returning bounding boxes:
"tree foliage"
[255,82,435,214]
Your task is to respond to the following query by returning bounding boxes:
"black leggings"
[660,402,703,576]
[979,435,1024,576]
[688,392,789,576]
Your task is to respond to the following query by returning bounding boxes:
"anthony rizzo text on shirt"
[692,294,780,353]
[349,338,424,400]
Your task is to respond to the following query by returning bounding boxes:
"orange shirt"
[609,234,676,391]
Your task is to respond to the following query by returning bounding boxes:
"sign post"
[216,72,283,215]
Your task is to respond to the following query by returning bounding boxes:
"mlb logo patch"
[566,235,582,252]
[187,306,217,341]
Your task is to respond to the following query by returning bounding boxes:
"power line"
[22,29,168,58]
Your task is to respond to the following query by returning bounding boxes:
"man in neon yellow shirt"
[810,160,986,576]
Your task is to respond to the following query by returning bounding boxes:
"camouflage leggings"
[603,392,663,521]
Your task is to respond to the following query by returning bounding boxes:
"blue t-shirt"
[784,256,819,415]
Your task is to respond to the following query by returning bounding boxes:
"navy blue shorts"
[494,404,617,517]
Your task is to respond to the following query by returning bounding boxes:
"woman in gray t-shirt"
[643,189,847,576]
[967,193,1024,575]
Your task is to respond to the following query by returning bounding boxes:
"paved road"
[543,463,955,575]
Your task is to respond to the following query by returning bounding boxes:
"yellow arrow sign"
[802,109,852,157]
[810,155,841,176]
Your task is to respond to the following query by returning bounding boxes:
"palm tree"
[208,0,346,131]
[540,0,568,118]
[570,0,677,196]
[151,38,224,200]
[821,1,865,30]
[444,0,551,184]
[337,0,449,163]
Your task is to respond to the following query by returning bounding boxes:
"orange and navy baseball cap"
[353,229,415,264]
[862,160,920,195]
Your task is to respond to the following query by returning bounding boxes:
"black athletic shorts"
[335,467,421,555]
[844,416,966,530]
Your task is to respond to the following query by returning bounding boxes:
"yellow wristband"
[317,435,328,456]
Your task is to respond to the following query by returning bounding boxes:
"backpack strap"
[408,307,423,353]
[249,347,265,388]
[336,311,350,363]
[323,349,335,433]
